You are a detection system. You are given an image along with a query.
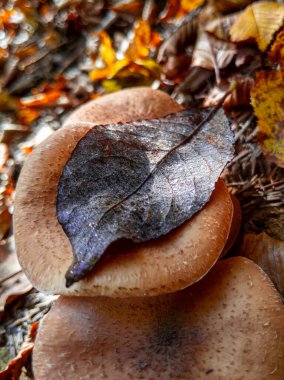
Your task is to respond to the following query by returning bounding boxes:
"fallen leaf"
[0,322,38,380]
[205,13,238,41]
[240,232,284,296]
[110,0,143,17]
[269,28,284,67]
[158,0,180,22]
[126,19,151,60]
[57,108,234,286]
[0,144,9,172]
[191,31,237,70]
[251,69,284,167]
[230,1,284,51]
[180,0,205,13]
[0,272,32,314]
[157,17,198,62]
[212,0,253,14]
[0,237,33,314]
[98,31,116,67]
[223,76,254,111]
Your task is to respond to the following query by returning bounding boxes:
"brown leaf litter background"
[0,0,284,378]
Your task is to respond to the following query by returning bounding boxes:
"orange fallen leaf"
[18,107,41,126]
[251,69,284,167]
[0,322,38,380]
[230,1,284,52]
[126,19,151,60]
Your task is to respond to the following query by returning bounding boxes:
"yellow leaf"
[181,0,205,12]
[126,19,151,61]
[251,69,284,167]
[230,2,284,51]
[98,31,116,67]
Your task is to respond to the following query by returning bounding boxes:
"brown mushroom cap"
[33,257,284,380]
[240,232,284,296]
[220,193,241,257]
[14,87,233,297]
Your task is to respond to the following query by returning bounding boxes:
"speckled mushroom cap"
[14,87,233,297]
[33,257,284,380]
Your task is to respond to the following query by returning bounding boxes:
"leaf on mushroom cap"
[32,257,284,380]
[57,106,234,287]
[14,88,233,297]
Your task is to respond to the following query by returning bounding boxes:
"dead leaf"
[240,232,284,296]
[98,31,116,67]
[0,237,32,314]
[230,1,284,52]
[0,144,9,172]
[158,0,180,22]
[191,31,237,70]
[157,17,198,62]
[180,0,205,13]
[251,69,284,167]
[211,0,253,14]
[223,76,254,111]
[269,28,284,67]
[57,108,234,286]
[126,19,151,60]
[0,272,32,314]
[0,322,38,380]
[205,13,238,41]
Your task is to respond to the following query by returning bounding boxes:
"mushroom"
[14,87,234,297]
[220,193,241,257]
[33,256,284,379]
[240,232,284,296]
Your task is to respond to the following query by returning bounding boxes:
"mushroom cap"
[240,232,284,296]
[14,87,233,297]
[33,257,284,380]
[221,193,241,257]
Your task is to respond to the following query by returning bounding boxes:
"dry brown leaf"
[0,322,38,379]
[191,31,236,70]
[240,232,284,296]
[251,69,284,167]
[205,13,238,41]
[230,1,284,52]
[223,76,253,111]
[0,272,32,314]
[0,143,8,172]
[0,237,32,315]
[210,0,253,14]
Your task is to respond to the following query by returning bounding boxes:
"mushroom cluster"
[14,88,284,379]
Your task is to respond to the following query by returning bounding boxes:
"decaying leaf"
[57,108,234,286]
[223,76,253,111]
[211,0,253,14]
[230,1,284,52]
[0,237,32,315]
[191,31,237,70]
[251,69,284,167]
[0,322,38,379]
[269,28,284,67]
[0,272,32,315]
[205,13,238,41]
[240,232,284,296]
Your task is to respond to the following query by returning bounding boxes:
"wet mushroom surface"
[33,257,284,380]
